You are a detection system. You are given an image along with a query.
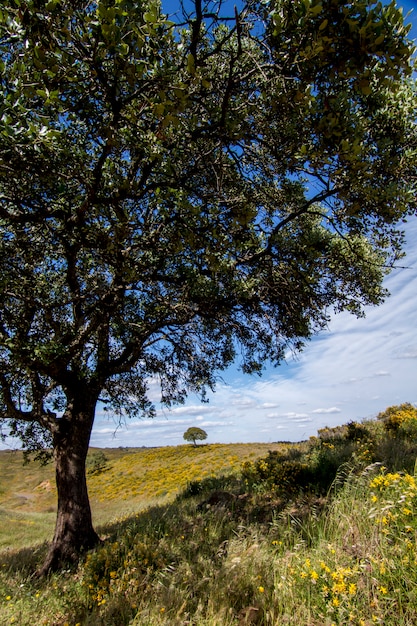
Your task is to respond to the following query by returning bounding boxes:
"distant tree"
[183,427,208,447]
[0,0,416,574]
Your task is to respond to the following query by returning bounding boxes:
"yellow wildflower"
[349,583,357,595]
[332,581,346,594]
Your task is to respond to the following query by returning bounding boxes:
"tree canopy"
[0,0,416,572]
[184,427,208,446]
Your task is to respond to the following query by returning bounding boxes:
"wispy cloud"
[396,348,417,359]
[169,405,213,416]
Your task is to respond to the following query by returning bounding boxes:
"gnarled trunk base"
[37,398,100,576]
[38,519,100,577]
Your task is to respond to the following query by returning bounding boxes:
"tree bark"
[37,393,101,576]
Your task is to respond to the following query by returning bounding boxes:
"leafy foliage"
[1,0,415,434]
[183,426,207,446]
[86,450,109,475]
[242,404,417,495]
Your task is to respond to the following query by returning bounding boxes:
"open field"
[0,442,289,550]
[0,405,416,626]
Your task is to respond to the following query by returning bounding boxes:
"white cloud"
[280,412,310,419]
[396,348,417,359]
[169,405,213,416]
[312,407,342,415]
[231,397,257,408]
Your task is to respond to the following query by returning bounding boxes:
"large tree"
[0,0,416,574]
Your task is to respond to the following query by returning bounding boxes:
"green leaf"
[309,3,323,16]
[374,34,385,46]
[358,79,372,95]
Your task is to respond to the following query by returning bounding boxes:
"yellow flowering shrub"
[83,538,168,607]
[377,403,417,437]
[369,470,417,535]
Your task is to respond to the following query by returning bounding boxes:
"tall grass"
[0,404,416,625]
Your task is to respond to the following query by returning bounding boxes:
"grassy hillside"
[0,404,416,626]
[0,442,288,550]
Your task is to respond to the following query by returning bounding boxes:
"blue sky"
[87,1,417,448]
[1,1,415,452]
[91,220,417,447]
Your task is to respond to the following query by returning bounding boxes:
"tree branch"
[189,0,203,62]
[0,372,35,422]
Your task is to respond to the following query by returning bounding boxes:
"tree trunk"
[37,394,101,576]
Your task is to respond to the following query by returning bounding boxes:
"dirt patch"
[35,480,53,492]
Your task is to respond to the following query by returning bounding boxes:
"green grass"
[0,405,416,625]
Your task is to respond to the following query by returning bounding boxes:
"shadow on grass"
[0,463,312,578]
[0,542,49,576]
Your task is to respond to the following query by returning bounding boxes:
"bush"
[377,403,417,437]
[180,473,240,499]
[87,451,109,475]
[346,420,370,441]
[242,452,320,495]
[83,535,168,608]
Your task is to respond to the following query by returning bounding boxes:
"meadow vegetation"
[0,403,416,626]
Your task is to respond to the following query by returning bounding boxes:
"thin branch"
[239,188,339,265]
[189,0,203,61]
[0,372,35,423]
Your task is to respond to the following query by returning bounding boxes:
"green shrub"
[83,536,167,608]
[346,420,370,441]
[242,452,320,495]
[87,451,109,475]
[180,473,240,499]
